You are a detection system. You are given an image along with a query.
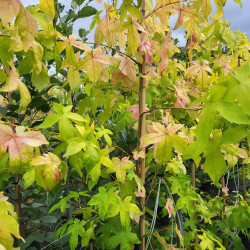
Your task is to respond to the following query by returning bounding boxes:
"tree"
[0,0,249,249]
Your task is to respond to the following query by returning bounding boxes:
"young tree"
[0,0,249,249]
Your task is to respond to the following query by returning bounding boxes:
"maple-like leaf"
[159,32,179,74]
[139,34,158,65]
[168,3,196,30]
[141,122,187,164]
[0,66,31,110]
[40,0,55,22]
[108,157,134,182]
[118,56,137,83]
[79,48,113,82]
[0,0,21,27]
[15,5,38,52]
[185,60,212,90]
[107,227,140,250]
[39,103,86,141]
[88,187,119,220]
[58,35,89,52]
[127,104,150,120]
[0,124,48,173]
[30,153,62,192]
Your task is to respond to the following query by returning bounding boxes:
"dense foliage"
[0,0,249,249]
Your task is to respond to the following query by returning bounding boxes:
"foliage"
[0,0,249,249]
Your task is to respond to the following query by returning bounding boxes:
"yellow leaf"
[202,0,212,21]
[40,0,55,22]
[15,5,38,52]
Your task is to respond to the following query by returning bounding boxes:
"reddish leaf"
[0,124,48,173]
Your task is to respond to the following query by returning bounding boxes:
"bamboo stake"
[138,1,146,249]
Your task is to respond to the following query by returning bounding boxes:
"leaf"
[221,126,248,144]
[0,0,21,27]
[195,105,216,151]
[204,130,227,184]
[40,0,55,22]
[216,101,250,124]
[0,193,22,249]
[186,60,212,90]
[74,6,97,20]
[39,215,57,223]
[68,66,81,88]
[127,17,140,56]
[88,187,119,220]
[31,69,50,92]
[0,67,31,110]
[202,0,212,21]
[31,153,62,192]
[0,125,48,173]
[23,167,35,190]
[108,157,134,182]
[142,122,185,164]
[39,114,61,128]
[15,5,38,52]
[79,48,112,82]
[118,56,137,83]
[107,227,140,250]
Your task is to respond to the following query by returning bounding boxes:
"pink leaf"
[127,104,150,120]
[166,198,175,218]
[222,187,229,194]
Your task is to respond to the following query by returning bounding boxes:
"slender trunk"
[138,1,146,249]
[240,142,247,201]
[241,165,247,200]
[191,161,198,245]
[8,92,23,238]
[15,174,23,238]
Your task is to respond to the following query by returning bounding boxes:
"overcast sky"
[22,0,250,47]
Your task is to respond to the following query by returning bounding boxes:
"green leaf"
[68,66,80,89]
[108,157,134,182]
[127,5,142,20]
[31,70,50,92]
[23,167,35,190]
[59,116,74,140]
[156,136,172,164]
[221,125,248,144]
[216,102,250,124]
[38,114,61,128]
[88,187,119,220]
[39,216,57,223]
[204,130,227,184]
[74,6,97,20]
[107,227,140,250]
[196,105,216,148]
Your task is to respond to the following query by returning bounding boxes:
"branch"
[140,106,202,116]
[145,0,187,19]
[83,41,139,65]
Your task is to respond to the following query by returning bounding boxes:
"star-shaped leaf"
[0,124,48,173]
[107,227,140,250]
[108,157,134,183]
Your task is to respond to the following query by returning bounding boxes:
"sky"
[22,0,250,47]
